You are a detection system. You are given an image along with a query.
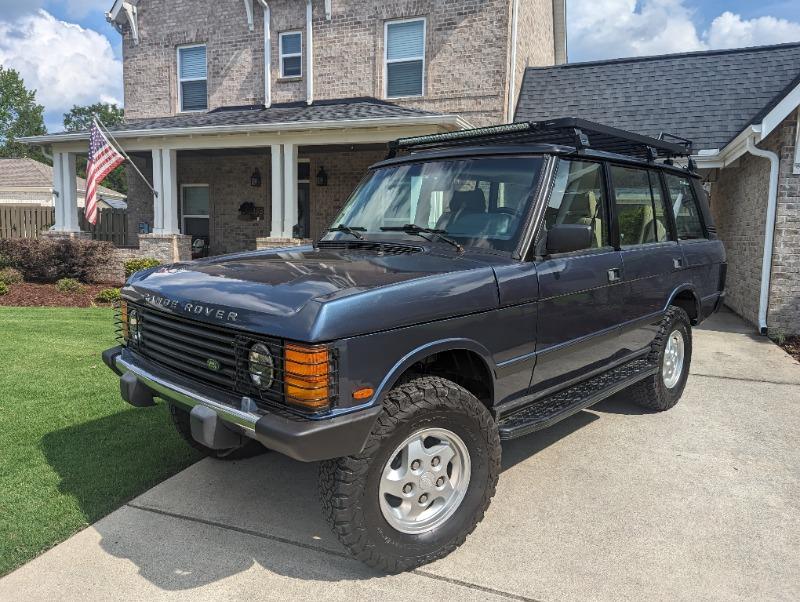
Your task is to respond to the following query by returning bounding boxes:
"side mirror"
[546,224,593,254]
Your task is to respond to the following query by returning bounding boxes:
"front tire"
[630,306,692,411]
[319,376,501,573]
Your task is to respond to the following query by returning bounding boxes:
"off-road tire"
[168,404,267,460]
[319,376,501,573]
[629,305,692,411]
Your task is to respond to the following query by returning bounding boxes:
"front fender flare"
[371,338,497,406]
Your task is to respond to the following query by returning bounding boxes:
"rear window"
[610,165,671,246]
[665,174,705,240]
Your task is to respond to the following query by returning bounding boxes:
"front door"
[181,184,210,258]
[531,158,626,395]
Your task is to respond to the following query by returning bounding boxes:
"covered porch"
[24,100,468,264]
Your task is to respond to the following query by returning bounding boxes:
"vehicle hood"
[123,246,502,341]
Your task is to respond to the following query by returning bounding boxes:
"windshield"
[324,156,544,253]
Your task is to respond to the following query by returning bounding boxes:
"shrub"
[124,257,161,278]
[95,287,121,303]
[0,282,8,296]
[0,253,11,269]
[55,278,84,294]
[0,267,23,285]
[0,238,114,283]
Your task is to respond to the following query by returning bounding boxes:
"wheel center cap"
[420,472,435,490]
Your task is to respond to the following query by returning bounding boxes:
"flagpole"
[93,116,158,198]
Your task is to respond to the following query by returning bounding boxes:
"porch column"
[52,151,80,232]
[152,148,180,235]
[282,143,298,237]
[270,143,284,237]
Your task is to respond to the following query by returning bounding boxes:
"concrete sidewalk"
[3,310,799,601]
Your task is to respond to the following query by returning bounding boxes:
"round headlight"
[249,343,274,389]
[128,308,141,344]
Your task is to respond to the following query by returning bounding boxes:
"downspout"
[306,0,314,105]
[745,135,780,334]
[507,0,519,121]
[256,0,271,107]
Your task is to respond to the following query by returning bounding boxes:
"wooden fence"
[0,205,54,239]
[0,205,128,246]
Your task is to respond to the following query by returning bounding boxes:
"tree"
[0,66,47,161]
[64,102,127,194]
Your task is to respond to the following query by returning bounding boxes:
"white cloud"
[706,11,800,50]
[568,0,800,62]
[0,10,122,129]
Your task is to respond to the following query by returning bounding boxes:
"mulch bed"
[778,337,800,363]
[0,282,117,308]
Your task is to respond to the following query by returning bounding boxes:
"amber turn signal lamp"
[284,343,330,410]
[352,388,374,401]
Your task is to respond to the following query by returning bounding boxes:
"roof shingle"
[515,42,800,151]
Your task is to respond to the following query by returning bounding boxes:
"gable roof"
[515,42,800,152]
[20,98,469,145]
[0,158,125,199]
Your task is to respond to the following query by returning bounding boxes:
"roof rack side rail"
[657,131,693,154]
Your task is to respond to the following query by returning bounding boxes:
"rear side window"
[665,174,705,240]
[543,159,609,249]
[610,165,671,246]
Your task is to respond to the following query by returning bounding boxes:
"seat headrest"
[450,189,486,214]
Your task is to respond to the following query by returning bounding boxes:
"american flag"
[85,120,125,225]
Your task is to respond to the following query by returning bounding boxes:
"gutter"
[507,0,519,120]
[306,0,313,105]
[255,0,272,107]
[745,135,780,335]
[18,114,471,145]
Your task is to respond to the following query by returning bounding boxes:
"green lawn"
[0,307,202,576]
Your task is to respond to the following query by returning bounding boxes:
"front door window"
[181,184,209,257]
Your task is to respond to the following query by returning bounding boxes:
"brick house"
[23,0,566,261]
[516,43,800,335]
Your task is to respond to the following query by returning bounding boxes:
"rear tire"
[168,404,267,460]
[630,306,692,411]
[319,376,501,573]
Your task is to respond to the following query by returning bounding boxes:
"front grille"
[117,302,337,414]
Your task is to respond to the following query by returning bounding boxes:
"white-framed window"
[177,44,208,112]
[280,31,302,77]
[384,18,426,98]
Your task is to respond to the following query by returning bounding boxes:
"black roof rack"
[387,118,692,162]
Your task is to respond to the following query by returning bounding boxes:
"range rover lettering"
[103,119,726,572]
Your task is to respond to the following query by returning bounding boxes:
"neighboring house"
[0,158,127,210]
[22,0,566,258]
[516,42,800,335]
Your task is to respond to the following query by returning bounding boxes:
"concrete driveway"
[3,310,799,601]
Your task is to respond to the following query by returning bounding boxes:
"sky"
[0,1,799,133]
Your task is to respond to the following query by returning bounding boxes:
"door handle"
[607,268,621,282]
[673,257,684,269]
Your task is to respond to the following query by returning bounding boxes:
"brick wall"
[119,0,556,127]
[710,110,800,334]
[125,155,155,247]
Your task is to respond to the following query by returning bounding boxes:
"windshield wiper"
[380,224,464,253]
[328,224,366,240]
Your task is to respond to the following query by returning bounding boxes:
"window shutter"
[179,46,207,80]
[387,21,424,60]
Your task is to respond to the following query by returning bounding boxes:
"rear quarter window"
[665,173,705,240]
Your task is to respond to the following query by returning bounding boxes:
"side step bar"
[498,359,658,440]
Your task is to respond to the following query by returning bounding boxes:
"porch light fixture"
[250,168,262,187]
[316,166,328,187]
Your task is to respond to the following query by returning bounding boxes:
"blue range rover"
[103,119,726,572]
